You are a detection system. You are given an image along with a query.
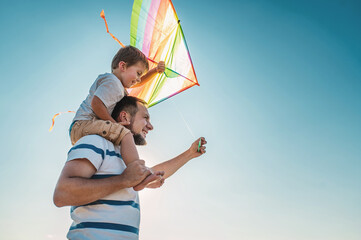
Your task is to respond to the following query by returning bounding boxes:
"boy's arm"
[91,96,117,123]
[53,158,152,207]
[151,137,207,179]
[132,61,165,88]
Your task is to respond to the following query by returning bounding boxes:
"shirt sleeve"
[67,135,107,170]
[94,76,125,109]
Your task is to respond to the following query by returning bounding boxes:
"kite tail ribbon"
[49,111,75,132]
[100,10,126,48]
[100,10,160,66]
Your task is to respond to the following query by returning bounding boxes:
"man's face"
[129,102,153,145]
[120,61,146,88]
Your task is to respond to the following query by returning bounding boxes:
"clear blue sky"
[0,0,360,239]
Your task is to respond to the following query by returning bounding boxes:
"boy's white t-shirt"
[73,73,127,121]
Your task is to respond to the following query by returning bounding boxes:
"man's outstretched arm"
[53,159,151,207]
[151,137,207,179]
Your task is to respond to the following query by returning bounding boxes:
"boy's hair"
[111,96,147,120]
[111,46,149,72]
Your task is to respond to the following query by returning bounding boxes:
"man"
[53,96,207,239]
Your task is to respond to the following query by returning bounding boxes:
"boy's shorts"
[70,119,131,145]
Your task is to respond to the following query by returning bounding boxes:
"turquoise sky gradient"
[0,0,360,239]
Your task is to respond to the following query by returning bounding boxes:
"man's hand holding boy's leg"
[133,169,165,191]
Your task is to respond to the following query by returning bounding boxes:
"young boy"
[70,46,165,182]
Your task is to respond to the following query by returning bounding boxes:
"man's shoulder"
[68,135,117,162]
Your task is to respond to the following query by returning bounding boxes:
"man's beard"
[133,133,146,146]
[129,119,147,145]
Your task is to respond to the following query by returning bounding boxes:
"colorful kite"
[102,0,199,107]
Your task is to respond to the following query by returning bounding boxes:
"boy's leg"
[120,133,140,166]
[70,119,140,168]
[70,120,131,145]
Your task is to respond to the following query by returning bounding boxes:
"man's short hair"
[111,96,147,120]
[111,46,149,72]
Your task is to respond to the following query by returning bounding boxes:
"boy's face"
[119,61,146,88]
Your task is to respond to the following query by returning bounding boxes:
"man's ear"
[117,111,131,126]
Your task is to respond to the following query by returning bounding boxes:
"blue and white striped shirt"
[66,135,140,240]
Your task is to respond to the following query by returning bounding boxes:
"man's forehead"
[137,102,150,117]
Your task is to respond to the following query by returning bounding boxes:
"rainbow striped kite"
[127,0,199,107]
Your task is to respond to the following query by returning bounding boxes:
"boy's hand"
[156,61,165,73]
[146,171,165,188]
[133,170,165,191]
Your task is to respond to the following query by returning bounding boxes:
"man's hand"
[156,61,165,73]
[149,137,207,180]
[133,170,165,191]
[121,160,152,188]
[188,137,207,159]
[54,158,153,207]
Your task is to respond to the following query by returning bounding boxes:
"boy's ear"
[118,61,126,71]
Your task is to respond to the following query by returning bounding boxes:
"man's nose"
[147,122,153,130]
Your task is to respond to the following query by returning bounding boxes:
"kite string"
[174,102,202,152]
[173,102,195,139]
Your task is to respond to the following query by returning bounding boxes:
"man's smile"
[142,129,148,137]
